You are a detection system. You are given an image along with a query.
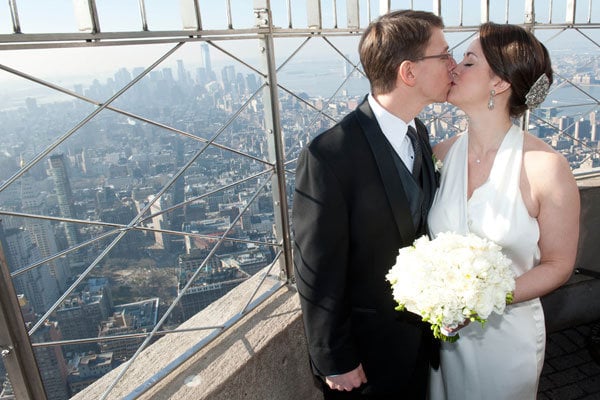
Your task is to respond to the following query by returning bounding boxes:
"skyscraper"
[201,42,215,81]
[19,170,70,290]
[31,322,70,400]
[0,222,59,314]
[48,154,81,250]
[176,59,188,85]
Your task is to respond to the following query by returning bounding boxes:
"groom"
[293,10,455,399]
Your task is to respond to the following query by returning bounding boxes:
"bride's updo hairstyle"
[479,22,553,118]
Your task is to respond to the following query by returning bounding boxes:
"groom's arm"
[292,144,360,377]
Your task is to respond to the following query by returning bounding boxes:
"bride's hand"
[442,319,471,336]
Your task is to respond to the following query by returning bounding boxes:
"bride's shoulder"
[432,134,462,161]
[522,131,572,182]
[522,131,564,161]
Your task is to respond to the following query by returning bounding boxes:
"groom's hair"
[359,10,444,96]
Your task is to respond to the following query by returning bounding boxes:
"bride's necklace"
[469,123,512,166]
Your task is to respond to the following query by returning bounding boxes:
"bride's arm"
[512,144,580,304]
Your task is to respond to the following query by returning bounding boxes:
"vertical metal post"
[226,0,234,29]
[432,0,441,16]
[566,0,576,25]
[8,0,21,34]
[525,0,535,26]
[180,0,202,30]
[481,0,490,23]
[254,0,294,283]
[73,0,100,33]
[307,0,322,29]
[138,0,148,31]
[0,242,47,399]
[379,0,390,16]
[333,0,338,28]
[347,0,360,30]
[523,0,535,132]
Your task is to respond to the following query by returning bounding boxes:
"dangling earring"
[488,89,496,110]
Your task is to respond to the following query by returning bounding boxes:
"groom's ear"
[492,79,511,95]
[398,60,417,87]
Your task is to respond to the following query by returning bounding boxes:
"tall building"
[48,154,81,250]
[246,73,258,93]
[176,59,188,85]
[19,171,70,290]
[591,111,597,142]
[31,321,69,400]
[148,194,167,250]
[201,42,214,81]
[0,222,59,314]
[221,65,236,89]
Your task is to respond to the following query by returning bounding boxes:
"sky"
[0,0,598,87]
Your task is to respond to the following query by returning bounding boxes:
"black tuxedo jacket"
[293,98,438,397]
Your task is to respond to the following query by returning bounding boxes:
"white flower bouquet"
[386,232,515,342]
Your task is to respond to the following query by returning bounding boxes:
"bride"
[427,22,580,399]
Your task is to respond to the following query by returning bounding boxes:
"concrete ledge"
[73,269,320,400]
[542,276,600,333]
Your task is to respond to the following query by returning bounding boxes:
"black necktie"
[406,126,422,179]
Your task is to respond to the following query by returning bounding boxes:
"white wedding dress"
[427,125,545,400]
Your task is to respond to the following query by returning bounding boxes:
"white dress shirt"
[367,94,417,172]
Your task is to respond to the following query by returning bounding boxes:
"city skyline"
[0,1,598,85]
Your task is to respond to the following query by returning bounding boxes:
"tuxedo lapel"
[355,99,416,243]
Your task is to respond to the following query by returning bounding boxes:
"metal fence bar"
[226,0,234,29]
[307,0,322,29]
[181,0,202,30]
[139,0,149,31]
[333,0,339,28]
[255,0,294,282]
[566,0,576,24]
[73,0,100,33]
[525,0,534,25]
[481,0,490,22]
[0,243,47,400]
[8,0,21,33]
[379,0,390,15]
[286,0,293,28]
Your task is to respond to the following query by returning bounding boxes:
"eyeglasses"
[414,50,454,62]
